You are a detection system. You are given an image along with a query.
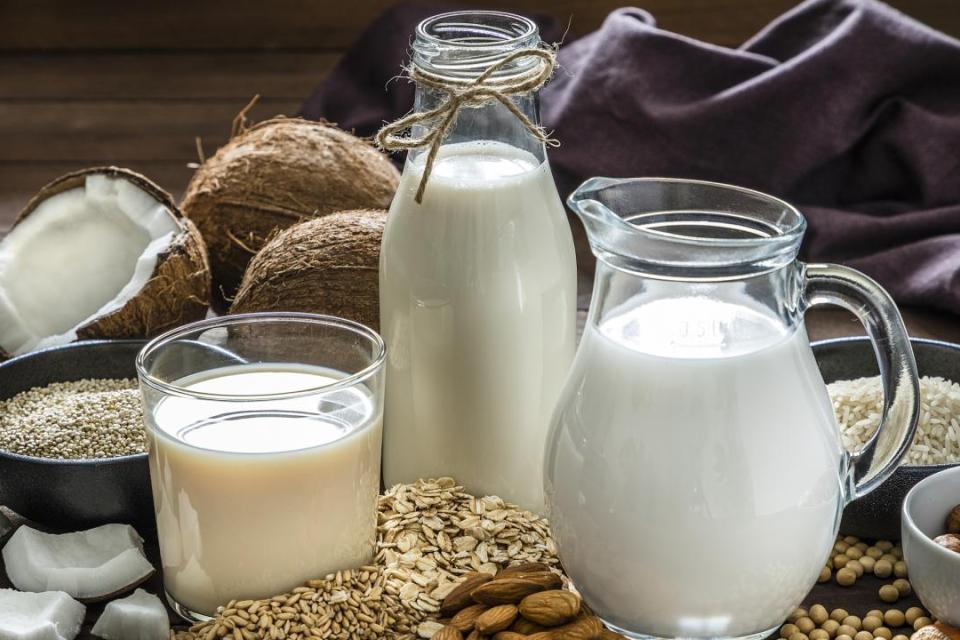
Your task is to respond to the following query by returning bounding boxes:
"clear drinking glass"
[545,178,920,640]
[136,313,385,622]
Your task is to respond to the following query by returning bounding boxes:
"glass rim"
[415,10,539,50]
[135,312,386,402]
[568,176,808,279]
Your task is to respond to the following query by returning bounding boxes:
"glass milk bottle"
[378,11,576,512]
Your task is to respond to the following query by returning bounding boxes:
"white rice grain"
[829,375,960,465]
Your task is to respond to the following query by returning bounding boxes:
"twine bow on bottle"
[375,47,559,204]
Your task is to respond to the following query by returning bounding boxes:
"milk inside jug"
[378,11,577,511]
[546,178,921,639]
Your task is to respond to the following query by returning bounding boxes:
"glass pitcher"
[544,178,920,640]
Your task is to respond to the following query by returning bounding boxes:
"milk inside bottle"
[378,12,577,511]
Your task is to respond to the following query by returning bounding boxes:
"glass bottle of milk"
[379,11,577,512]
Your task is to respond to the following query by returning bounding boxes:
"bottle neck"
[408,84,545,165]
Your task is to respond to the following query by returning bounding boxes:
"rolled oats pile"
[176,478,559,640]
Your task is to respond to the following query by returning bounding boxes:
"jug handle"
[803,263,921,502]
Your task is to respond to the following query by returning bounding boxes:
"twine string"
[375,47,558,203]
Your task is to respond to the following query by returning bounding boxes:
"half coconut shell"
[0,167,211,358]
[181,117,399,303]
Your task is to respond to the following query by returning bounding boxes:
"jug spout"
[566,177,627,247]
[566,177,806,279]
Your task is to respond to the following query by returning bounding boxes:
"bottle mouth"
[413,11,542,82]
[568,177,807,280]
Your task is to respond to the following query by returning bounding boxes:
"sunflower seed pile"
[0,378,144,459]
[174,478,559,640]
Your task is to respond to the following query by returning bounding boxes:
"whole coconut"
[230,209,386,330]
[181,117,399,302]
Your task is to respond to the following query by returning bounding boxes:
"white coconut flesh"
[2,524,154,601]
[0,589,85,640]
[0,174,179,356]
[90,589,169,640]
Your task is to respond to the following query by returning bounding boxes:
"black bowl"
[0,338,246,531]
[813,337,960,540]
[0,340,153,530]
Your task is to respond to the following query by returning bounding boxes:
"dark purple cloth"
[301,0,960,313]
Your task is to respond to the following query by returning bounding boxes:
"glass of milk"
[136,313,384,622]
[545,178,921,640]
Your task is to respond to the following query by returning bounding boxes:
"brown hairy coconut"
[0,167,210,358]
[181,116,399,303]
[230,209,385,330]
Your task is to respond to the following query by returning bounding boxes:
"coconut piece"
[230,209,385,330]
[181,117,399,302]
[2,524,154,602]
[0,167,211,357]
[0,589,85,640]
[90,589,168,640]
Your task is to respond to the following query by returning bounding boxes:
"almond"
[433,625,464,640]
[520,590,581,626]
[599,630,629,640]
[472,578,546,605]
[499,562,552,577]
[466,632,481,640]
[549,614,604,640]
[476,604,520,634]
[494,633,529,640]
[441,572,494,616]
[513,617,548,634]
[505,571,564,590]
[451,604,488,632]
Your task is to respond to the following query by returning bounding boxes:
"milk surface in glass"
[545,295,844,638]
[146,364,381,617]
[380,140,577,512]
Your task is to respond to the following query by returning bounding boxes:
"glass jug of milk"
[545,178,920,640]
[379,11,577,512]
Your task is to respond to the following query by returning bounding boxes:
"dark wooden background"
[2,0,959,232]
[1,0,960,342]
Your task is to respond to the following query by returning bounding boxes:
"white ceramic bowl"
[902,465,960,626]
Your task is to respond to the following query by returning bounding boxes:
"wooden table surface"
[0,507,929,638]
